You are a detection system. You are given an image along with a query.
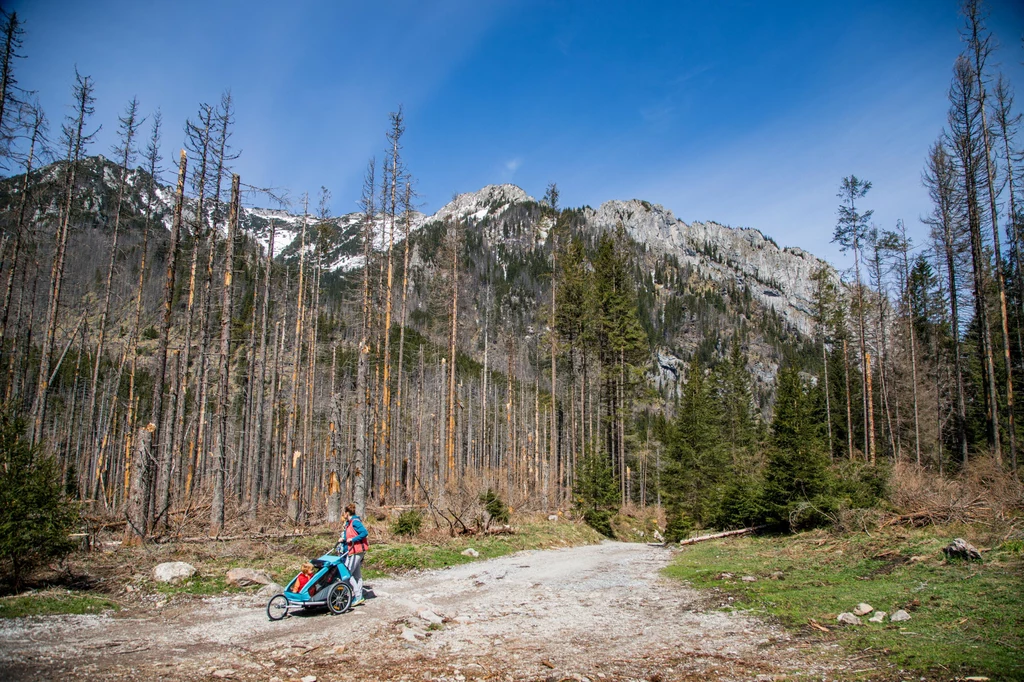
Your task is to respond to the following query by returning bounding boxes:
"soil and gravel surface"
[0,541,854,681]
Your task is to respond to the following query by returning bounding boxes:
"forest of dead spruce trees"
[0,1,1022,542]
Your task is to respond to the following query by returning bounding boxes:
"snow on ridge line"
[430,184,535,224]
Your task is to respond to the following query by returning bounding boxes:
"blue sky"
[8,0,1024,265]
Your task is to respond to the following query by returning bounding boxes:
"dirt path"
[0,541,851,681]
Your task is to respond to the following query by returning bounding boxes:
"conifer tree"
[593,227,647,498]
[717,335,755,452]
[762,365,831,529]
[663,356,725,539]
[573,449,617,537]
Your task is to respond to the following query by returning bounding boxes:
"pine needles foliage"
[760,364,833,529]
[0,411,80,590]
[573,450,619,537]
[478,488,510,527]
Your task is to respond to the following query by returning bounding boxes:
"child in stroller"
[267,545,354,620]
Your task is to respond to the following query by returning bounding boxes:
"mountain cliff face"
[584,199,829,336]
[1,157,833,405]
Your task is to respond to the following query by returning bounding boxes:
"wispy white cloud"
[504,157,522,174]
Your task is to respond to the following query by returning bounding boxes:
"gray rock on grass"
[836,612,862,625]
[890,609,911,622]
[254,583,285,604]
[943,538,982,561]
[868,611,887,623]
[852,603,873,616]
[226,568,274,587]
[152,561,196,584]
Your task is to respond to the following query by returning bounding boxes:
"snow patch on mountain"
[432,184,534,224]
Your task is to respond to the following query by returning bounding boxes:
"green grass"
[151,573,241,596]
[663,527,1024,679]
[0,591,120,618]
[142,519,601,589]
[364,518,604,578]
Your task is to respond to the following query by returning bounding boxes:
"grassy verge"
[363,517,603,578]
[663,525,1024,679]
[0,591,120,618]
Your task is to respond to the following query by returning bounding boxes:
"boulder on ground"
[890,609,911,622]
[226,568,274,587]
[256,583,284,598]
[943,538,982,561]
[417,608,443,625]
[152,561,196,583]
[461,548,480,557]
[853,602,874,616]
[400,626,425,641]
[868,611,887,623]
[836,612,862,625]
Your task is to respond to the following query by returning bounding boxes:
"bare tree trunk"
[286,198,309,522]
[843,338,855,460]
[327,344,342,523]
[150,147,187,505]
[249,224,275,509]
[395,182,413,501]
[447,219,460,475]
[966,0,1014,467]
[994,76,1021,473]
[866,352,876,464]
[86,100,140,482]
[261,321,282,507]
[124,423,155,545]
[32,72,95,445]
[354,161,375,518]
[174,105,215,508]
[549,236,557,511]
[0,105,43,353]
[211,175,239,535]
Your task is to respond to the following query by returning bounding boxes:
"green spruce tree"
[0,411,79,589]
[573,448,619,537]
[761,365,832,529]
[663,356,728,539]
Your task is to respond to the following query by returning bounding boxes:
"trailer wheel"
[327,582,352,614]
[267,594,289,621]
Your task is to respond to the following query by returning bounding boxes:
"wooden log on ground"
[152,530,315,544]
[677,525,768,546]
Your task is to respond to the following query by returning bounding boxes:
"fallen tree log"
[677,525,768,546]
[151,531,317,544]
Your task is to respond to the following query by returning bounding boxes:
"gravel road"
[0,541,848,681]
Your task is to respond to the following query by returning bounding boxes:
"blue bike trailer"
[267,548,353,620]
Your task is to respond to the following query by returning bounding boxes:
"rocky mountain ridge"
[1,157,833,396]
